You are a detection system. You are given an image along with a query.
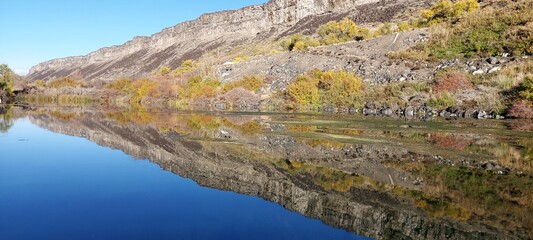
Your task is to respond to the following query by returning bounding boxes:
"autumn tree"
[0,64,14,97]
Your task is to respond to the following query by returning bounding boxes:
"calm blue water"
[0,118,366,240]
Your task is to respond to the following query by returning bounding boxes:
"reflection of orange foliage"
[430,133,472,151]
[506,120,533,131]
[288,124,318,133]
[508,101,533,119]
[50,111,78,121]
[416,198,471,221]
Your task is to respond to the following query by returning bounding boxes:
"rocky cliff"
[27,0,428,82]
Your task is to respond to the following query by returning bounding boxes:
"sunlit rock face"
[26,0,403,82]
[25,110,514,240]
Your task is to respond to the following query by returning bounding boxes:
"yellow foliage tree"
[422,0,480,25]
[106,78,133,92]
[286,75,320,108]
[222,75,264,92]
[130,79,158,103]
[173,59,198,75]
[313,69,364,106]
[286,69,364,110]
[281,34,320,51]
[180,76,221,100]
[48,77,82,89]
[159,66,170,75]
[398,21,410,32]
[318,18,364,44]
[0,64,14,95]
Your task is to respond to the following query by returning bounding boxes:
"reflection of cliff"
[25,111,514,240]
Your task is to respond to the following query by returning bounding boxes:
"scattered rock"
[488,66,501,74]
[213,102,226,110]
[446,106,461,114]
[473,69,485,75]
[381,108,393,116]
[404,106,415,117]
[488,57,498,65]
[464,109,477,118]
[323,105,338,113]
[476,111,487,119]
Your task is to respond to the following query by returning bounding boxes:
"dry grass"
[432,69,473,93]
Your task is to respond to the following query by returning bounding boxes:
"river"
[1,106,532,239]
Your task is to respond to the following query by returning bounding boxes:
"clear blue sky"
[0,0,268,75]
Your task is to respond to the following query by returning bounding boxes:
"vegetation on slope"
[0,64,15,101]
[286,70,364,110]
[391,0,532,59]
[280,18,405,51]
[16,0,533,119]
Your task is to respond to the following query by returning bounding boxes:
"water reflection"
[5,106,533,239]
[0,106,14,133]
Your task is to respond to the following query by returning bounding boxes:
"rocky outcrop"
[27,0,430,82]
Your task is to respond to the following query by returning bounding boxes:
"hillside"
[20,0,533,119]
[27,0,431,82]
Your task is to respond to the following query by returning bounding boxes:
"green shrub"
[106,78,158,103]
[519,76,533,102]
[173,60,198,75]
[409,82,431,93]
[281,34,320,51]
[106,78,133,92]
[313,70,364,106]
[286,70,364,109]
[421,0,479,25]
[387,46,431,60]
[222,75,263,92]
[428,91,457,109]
[233,56,249,63]
[130,79,158,103]
[475,60,533,90]
[159,66,170,75]
[410,18,425,28]
[374,22,394,36]
[48,77,82,89]
[34,80,46,88]
[398,21,411,32]
[180,76,221,100]
[400,0,531,59]
[0,64,14,95]
[431,0,531,58]
[286,75,320,108]
[318,18,369,45]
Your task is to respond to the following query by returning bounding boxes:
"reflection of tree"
[0,106,14,133]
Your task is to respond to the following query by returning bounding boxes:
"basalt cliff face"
[27,0,424,82]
